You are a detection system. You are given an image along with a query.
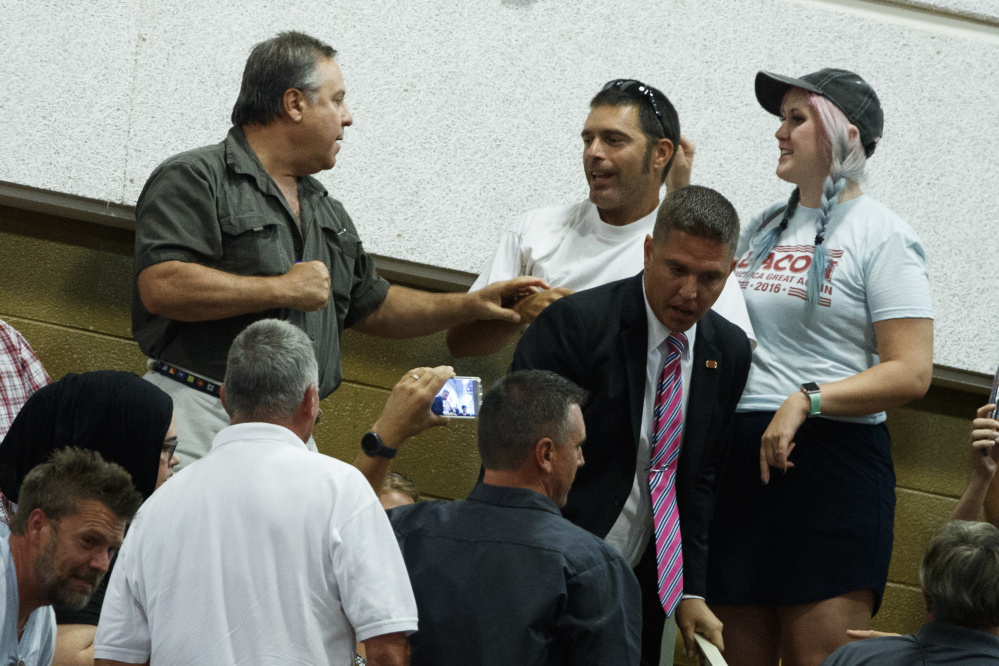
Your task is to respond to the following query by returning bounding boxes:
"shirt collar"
[224,125,328,199]
[467,483,561,516]
[641,277,695,360]
[916,620,999,652]
[211,422,310,452]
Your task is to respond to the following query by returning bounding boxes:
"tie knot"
[667,332,687,354]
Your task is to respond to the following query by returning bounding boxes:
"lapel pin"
[706,360,718,369]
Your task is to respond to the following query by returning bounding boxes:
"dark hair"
[231,31,337,127]
[653,185,740,256]
[590,82,680,183]
[478,370,588,471]
[920,521,999,630]
[9,448,142,536]
[224,319,319,422]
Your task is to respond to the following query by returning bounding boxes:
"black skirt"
[706,411,895,612]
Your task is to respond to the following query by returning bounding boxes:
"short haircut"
[653,185,740,258]
[590,82,680,183]
[231,31,337,127]
[920,520,999,630]
[9,448,142,536]
[224,319,319,421]
[478,370,589,471]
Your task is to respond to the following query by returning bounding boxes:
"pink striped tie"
[649,332,686,616]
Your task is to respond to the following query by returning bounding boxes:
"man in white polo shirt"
[447,79,754,357]
[94,319,417,666]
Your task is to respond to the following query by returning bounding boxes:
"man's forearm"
[952,470,995,521]
[353,286,469,339]
[363,632,409,666]
[138,260,327,322]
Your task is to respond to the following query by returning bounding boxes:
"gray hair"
[230,31,336,127]
[478,370,589,471]
[920,520,999,630]
[653,185,740,258]
[9,448,142,536]
[223,319,319,422]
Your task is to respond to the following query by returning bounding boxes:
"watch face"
[361,432,381,454]
[802,382,820,393]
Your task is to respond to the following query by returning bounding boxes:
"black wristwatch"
[361,431,397,459]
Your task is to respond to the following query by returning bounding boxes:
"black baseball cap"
[755,68,883,157]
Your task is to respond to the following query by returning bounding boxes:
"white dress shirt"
[604,280,695,568]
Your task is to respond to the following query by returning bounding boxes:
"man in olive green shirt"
[132,31,541,468]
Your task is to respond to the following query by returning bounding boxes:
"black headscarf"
[0,370,172,501]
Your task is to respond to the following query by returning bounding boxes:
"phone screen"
[432,376,482,418]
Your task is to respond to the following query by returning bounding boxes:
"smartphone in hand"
[432,376,482,418]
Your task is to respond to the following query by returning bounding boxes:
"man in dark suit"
[512,185,751,665]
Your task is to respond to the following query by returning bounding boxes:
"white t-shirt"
[94,423,418,665]
[471,200,756,343]
[734,195,934,424]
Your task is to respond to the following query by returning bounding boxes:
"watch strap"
[800,383,821,417]
[361,431,397,459]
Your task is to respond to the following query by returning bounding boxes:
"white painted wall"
[1,0,996,373]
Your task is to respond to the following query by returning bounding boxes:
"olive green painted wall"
[0,205,987,651]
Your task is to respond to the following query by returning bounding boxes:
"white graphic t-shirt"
[735,195,933,424]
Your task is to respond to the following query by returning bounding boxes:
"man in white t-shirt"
[94,319,418,666]
[447,79,754,357]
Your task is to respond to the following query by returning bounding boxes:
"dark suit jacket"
[511,272,751,597]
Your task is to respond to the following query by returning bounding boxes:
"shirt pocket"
[318,217,361,322]
[217,213,289,276]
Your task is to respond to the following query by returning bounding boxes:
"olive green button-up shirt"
[131,126,389,397]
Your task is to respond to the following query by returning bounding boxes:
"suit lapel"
[620,274,648,446]
[685,313,720,451]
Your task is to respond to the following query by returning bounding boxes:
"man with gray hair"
[94,319,419,666]
[2,448,141,666]
[133,30,543,468]
[354,369,642,665]
[511,185,752,664]
[823,520,999,665]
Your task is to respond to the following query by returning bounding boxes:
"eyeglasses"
[315,408,324,426]
[601,79,669,138]
[162,437,178,460]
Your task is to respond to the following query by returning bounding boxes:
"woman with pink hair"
[705,69,934,666]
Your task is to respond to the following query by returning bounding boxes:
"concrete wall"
[1,0,998,373]
[0,205,987,655]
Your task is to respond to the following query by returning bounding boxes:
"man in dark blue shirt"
[823,520,999,665]
[355,369,641,666]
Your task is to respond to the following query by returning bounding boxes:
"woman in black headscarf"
[0,370,179,666]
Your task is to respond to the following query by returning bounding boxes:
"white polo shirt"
[94,422,417,665]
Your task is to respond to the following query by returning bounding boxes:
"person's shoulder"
[546,514,633,575]
[387,498,457,534]
[703,309,749,343]
[568,273,642,306]
[153,140,227,175]
[843,196,920,239]
[533,274,639,330]
[821,634,913,665]
[520,200,589,226]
